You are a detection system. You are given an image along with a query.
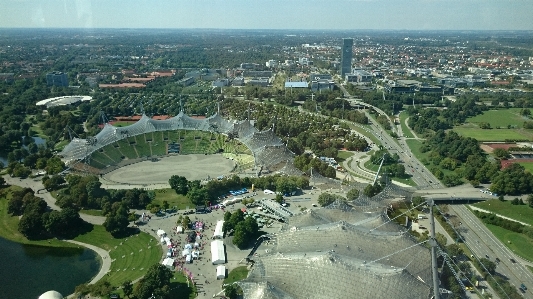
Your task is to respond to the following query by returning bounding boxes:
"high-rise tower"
[340,38,353,77]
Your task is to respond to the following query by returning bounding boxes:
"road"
[338,83,532,298]
[451,205,533,298]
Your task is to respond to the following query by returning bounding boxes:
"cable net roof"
[239,205,432,299]
[59,112,297,170]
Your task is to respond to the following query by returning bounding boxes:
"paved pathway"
[468,205,531,226]
[64,240,112,284]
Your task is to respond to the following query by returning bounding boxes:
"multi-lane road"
[338,83,532,298]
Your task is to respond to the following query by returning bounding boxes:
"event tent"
[164,237,171,244]
[182,249,191,257]
[157,229,166,237]
[216,265,226,280]
[211,240,226,265]
[213,220,224,239]
[162,257,174,269]
[176,226,183,233]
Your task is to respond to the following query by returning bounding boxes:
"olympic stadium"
[238,201,434,299]
[59,112,301,178]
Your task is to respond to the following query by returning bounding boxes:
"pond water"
[0,136,47,166]
[0,237,100,299]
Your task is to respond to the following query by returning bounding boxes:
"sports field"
[453,126,529,141]
[466,108,526,128]
[103,154,236,185]
[453,108,533,141]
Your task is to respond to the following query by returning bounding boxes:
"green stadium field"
[466,108,526,128]
[453,126,529,141]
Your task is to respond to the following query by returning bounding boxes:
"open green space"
[73,225,162,286]
[405,139,429,163]
[152,189,193,210]
[466,108,526,128]
[472,199,533,226]
[518,162,533,174]
[399,111,415,138]
[453,126,529,141]
[0,186,77,248]
[223,266,249,285]
[484,224,533,262]
[336,150,354,162]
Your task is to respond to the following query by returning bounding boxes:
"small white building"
[213,220,224,239]
[211,240,226,265]
[216,265,226,279]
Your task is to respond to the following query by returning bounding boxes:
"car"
[521,283,527,290]
[510,258,516,263]
[495,257,500,263]
[519,287,526,293]
[109,294,120,299]
[485,254,489,259]
[312,203,318,207]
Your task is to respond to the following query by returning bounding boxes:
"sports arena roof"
[36,96,92,108]
[237,204,433,299]
[59,112,295,172]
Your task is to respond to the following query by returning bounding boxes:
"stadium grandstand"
[238,202,433,299]
[59,112,297,173]
[36,96,93,108]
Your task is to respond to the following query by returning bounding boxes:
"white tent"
[160,237,165,244]
[216,265,226,279]
[162,257,174,269]
[184,243,192,249]
[176,226,183,233]
[213,220,224,239]
[186,254,192,263]
[157,229,166,237]
[211,240,226,265]
[164,237,171,244]
[182,249,191,257]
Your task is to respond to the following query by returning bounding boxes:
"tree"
[187,186,209,206]
[346,188,359,201]
[169,175,189,195]
[103,202,130,236]
[318,193,336,207]
[133,264,173,299]
[478,258,496,275]
[224,283,240,299]
[492,148,510,159]
[122,280,133,298]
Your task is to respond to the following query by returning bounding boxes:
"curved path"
[64,240,112,284]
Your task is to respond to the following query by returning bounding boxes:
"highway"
[337,83,532,298]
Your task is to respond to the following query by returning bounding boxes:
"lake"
[0,237,100,299]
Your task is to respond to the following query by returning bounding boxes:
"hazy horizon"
[1,0,532,31]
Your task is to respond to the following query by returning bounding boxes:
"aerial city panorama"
[1,1,533,299]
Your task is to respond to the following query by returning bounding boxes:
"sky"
[1,0,532,31]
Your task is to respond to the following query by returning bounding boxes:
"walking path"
[468,205,531,226]
[64,240,112,284]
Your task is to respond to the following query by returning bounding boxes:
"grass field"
[0,186,77,248]
[472,199,533,226]
[466,108,526,128]
[337,150,354,162]
[152,189,194,210]
[74,225,162,286]
[223,266,249,284]
[518,162,533,174]
[485,224,533,262]
[453,126,529,141]
[399,111,415,138]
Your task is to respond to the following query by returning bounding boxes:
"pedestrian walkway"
[468,205,531,226]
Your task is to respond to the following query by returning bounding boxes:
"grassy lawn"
[350,124,380,145]
[405,139,427,162]
[399,111,414,138]
[152,189,193,210]
[466,108,525,128]
[337,150,354,162]
[485,224,533,262]
[453,126,529,141]
[74,225,162,286]
[472,199,533,226]
[518,162,533,174]
[169,271,196,299]
[223,266,249,284]
[0,186,77,248]
[111,121,135,127]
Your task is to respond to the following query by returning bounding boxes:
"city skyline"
[1,0,533,31]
